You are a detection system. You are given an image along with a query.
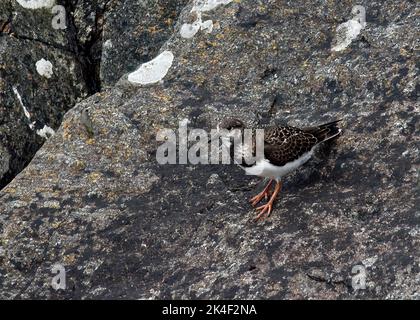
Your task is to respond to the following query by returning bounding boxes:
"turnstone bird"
[218,118,342,221]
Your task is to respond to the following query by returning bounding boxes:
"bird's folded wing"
[264,132,318,166]
[264,126,302,146]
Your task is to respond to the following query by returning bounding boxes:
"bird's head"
[217,118,245,141]
[213,118,246,150]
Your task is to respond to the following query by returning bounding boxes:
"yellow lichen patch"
[215,33,225,40]
[102,146,114,158]
[120,146,133,160]
[105,191,120,202]
[71,160,86,172]
[271,41,278,51]
[114,167,124,176]
[63,132,72,141]
[51,221,62,229]
[34,186,56,194]
[99,127,109,135]
[205,40,220,48]
[86,138,95,145]
[399,48,411,57]
[47,154,56,162]
[151,90,173,103]
[301,58,310,68]
[30,171,59,185]
[63,254,77,265]
[50,190,62,198]
[88,172,103,183]
[193,74,207,86]
[147,26,163,34]
[62,121,73,141]
[21,194,35,204]
[3,187,17,194]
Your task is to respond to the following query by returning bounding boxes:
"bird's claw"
[249,191,270,207]
[249,195,261,207]
[254,203,273,221]
[249,180,273,207]
[250,180,280,221]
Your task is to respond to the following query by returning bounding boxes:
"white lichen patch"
[102,40,114,60]
[362,256,378,268]
[10,200,28,208]
[16,0,55,9]
[192,0,233,12]
[128,50,174,85]
[180,21,201,39]
[42,200,60,209]
[181,12,213,39]
[12,86,53,133]
[181,0,230,39]
[332,19,365,52]
[103,39,113,49]
[36,125,55,139]
[35,58,53,78]
[200,19,214,33]
[12,86,29,119]
[12,86,35,129]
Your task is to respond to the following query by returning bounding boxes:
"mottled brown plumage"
[263,120,342,166]
[218,118,342,221]
[219,118,342,167]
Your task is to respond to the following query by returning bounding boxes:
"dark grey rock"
[0,0,418,299]
[70,0,109,93]
[0,0,190,189]
[100,0,188,88]
[0,0,89,190]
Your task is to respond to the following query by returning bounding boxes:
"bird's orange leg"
[255,181,282,221]
[249,179,273,207]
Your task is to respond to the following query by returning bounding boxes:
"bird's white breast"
[242,150,314,180]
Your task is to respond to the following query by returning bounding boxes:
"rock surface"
[0,0,419,299]
[0,0,88,190]
[0,0,190,190]
[100,0,189,88]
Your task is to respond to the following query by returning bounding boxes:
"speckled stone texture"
[0,0,88,189]
[100,0,189,88]
[0,0,190,190]
[0,0,419,299]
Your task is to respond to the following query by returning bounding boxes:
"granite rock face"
[0,0,187,190]
[0,0,419,299]
[100,0,189,88]
[0,0,88,190]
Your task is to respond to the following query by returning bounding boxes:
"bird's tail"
[303,119,342,143]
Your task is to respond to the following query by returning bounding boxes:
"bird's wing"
[264,126,302,146]
[264,130,318,166]
[302,119,342,142]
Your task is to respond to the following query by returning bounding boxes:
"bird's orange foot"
[253,181,282,222]
[255,202,273,221]
[249,179,273,207]
[250,189,270,207]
